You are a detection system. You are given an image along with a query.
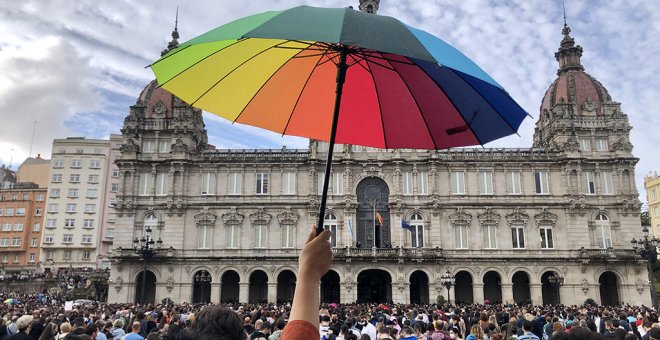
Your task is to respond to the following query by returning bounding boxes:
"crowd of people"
[1,227,659,340]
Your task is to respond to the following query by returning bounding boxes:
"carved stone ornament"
[119,139,139,154]
[612,137,633,152]
[222,208,245,226]
[194,208,217,226]
[184,266,191,275]
[505,208,529,226]
[213,265,220,275]
[635,260,644,274]
[581,98,596,113]
[636,279,645,294]
[580,259,589,273]
[277,207,300,224]
[249,208,272,225]
[168,261,174,273]
[532,266,540,274]
[563,135,580,152]
[114,276,123,291]
[152,100,168,117]
[534,208,558,226]
[171,139,188,153]
[478,208,501,226]
[449,208,472,226]
[166,277,175,292]
[581,279,589,294]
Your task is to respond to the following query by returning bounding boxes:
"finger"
[305,225,316,244]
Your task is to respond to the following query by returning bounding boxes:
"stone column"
[239,282,249,303]
[267,282,277,303]
[210,282,220,303]
[393,282,410,304]
[530,283,543,305]
[501,283,514,305]
[473,283,484,304]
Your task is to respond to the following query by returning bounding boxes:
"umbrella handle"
[316,47,348,236]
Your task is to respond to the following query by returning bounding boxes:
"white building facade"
[108,12,648,306]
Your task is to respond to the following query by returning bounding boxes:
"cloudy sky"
[0,0,658,203]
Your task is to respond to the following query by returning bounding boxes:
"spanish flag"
[375,212,384,225]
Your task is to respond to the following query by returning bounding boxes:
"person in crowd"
[37,323,59,340]
[517,321,539,340]
[123,322,144,340]
[249,321,270,340]
[8,315,33,340]
[56,323,71,340]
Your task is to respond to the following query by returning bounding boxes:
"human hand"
[298,225,333,282]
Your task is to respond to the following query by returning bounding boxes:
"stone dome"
[135,79,197,119]
[539,23,612,116]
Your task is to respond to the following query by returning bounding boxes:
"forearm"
[288,272,319,328]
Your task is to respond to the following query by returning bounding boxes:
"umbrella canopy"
[150,5,529,233]
[4,298,17,304]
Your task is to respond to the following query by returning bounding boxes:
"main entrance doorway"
[357,269,392,303]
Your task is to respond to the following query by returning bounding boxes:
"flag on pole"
[347,218,353,237]
[401,219,414,232]
[375,212,384,225]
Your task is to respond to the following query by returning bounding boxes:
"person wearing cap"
[7,315,32,340]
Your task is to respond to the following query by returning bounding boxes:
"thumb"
[305,225,317,244]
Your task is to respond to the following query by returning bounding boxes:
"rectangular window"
[197,225,211,249]
[13,223,23,231]
[84,204,96,213]
[534,171,549,194]
[226,225,239,248]
[451,171,466,195]
[511,224,526,249]
[15,208,25,216]
[256,173,269,195]
[142,140,155,153]
[32,223,40,232]
[201,172,215,195]
[11,238,21,246]
[1,223,10,231]
[255,225,267,248]
[52,174,62,182]
[281,225,295,248]
[89,160,101,168]
[281,172,296,195]
[31,238,38,247]
[64,219,75,228]
[37,193,44,201]
[88,174,99,183]
[111,183,120,192]
[418,172,429,195]
[454,225,468,249]
[324,224,338,248]
[81,234,93,244]
[68,188,78,198]
[333,172,343,195]
[0,208,2,216]
[584,171,596,194]
[86,189,98,198]
[601,172,613,195]
[579,138,591,151]
[83,219,94,228]
[46,219,57,228]
[506,171,521,194]
[82,251,90,260]
[108,213,116,223]
[4,208,13,216]
[597,225,612,249]
[228,173,242,195]
[22,193,28,200]
[66,204,77,213]
[540,225,554,249]
[63,250,72,260]
[402,172,414,195]
[35,207,42,216]
[71,160,82,168]
[45,250,53,259]
[317,172,326,195]
[48,204,58,213]
[156,173,167,196]
[159,140,171,153]
[595,139,608,151]
[53,160,64,168]
[106,228,114,238]
[63,234,73,243]
[479,171,494,195]
[139,173,150,195]
[50,189,60,198]
[29,254,36,262]
[69,174,80,182]
[13,254,20,263]
[111,169,120,178]
[411,224,424,248]
[0,238,8,247]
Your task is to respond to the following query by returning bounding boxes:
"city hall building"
[108,2,648,306]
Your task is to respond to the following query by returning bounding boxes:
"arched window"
[595,213,612,249]
[324,212,338,248]
[144,214,158,236]
[410,213,424,248]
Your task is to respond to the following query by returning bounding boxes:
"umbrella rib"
[381,54,439,149]
[364,60,388,148]
[233,43,323,126]
[360,50,417,66]
[281,48,332,137]
[154,39,243,89]
[189,41,291,107]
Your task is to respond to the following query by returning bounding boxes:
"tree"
[642,211,651,226]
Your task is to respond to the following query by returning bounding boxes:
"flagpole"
[372,203,376,248]
[399,219,403,248]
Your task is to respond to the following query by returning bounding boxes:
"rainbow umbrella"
[150,6,529,233]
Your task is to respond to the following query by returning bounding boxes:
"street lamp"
[133,226,163,305]
[194,271,212,303]
[440,270,455,305]
[631,226,659,307]
[547,272,564,305]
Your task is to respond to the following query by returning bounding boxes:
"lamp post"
[194,271,212,303]
[133,226,163,305]
[440,270,455,305]
[547,272,564,305]
[631,226,659,307]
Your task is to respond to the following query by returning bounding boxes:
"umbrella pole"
[316,47,348,235]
